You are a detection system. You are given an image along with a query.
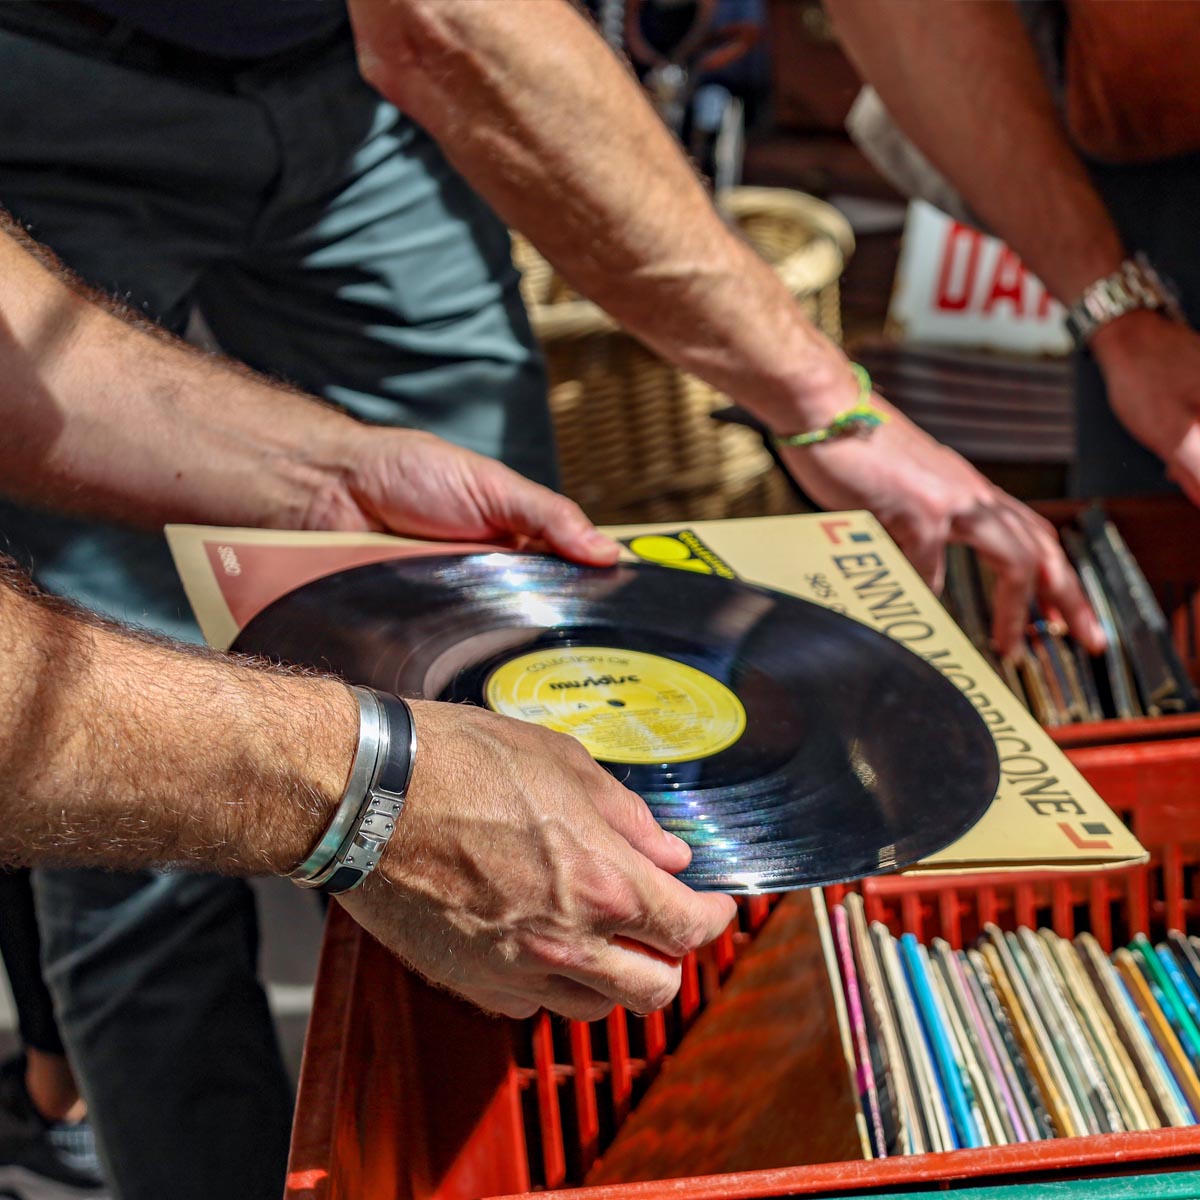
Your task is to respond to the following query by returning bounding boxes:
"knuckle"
[551,495,588,525]
[640,976,680,1014]
[562,997,615,1023]
[664,913,708,958]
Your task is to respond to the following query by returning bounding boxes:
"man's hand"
[304,427,620,567]
[0,211,622,571]
[339,700,737,1021]
[779,389,1106,659]
[1092,312,1200,505]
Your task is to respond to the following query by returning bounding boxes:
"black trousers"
[0,869,63,1056]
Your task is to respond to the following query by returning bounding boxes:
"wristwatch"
[1065,253,1185,347]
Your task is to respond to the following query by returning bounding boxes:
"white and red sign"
[889,200,1070,355]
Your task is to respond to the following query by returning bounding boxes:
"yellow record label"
[484,646,746,764]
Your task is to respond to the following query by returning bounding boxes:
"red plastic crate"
[285,497,1200,1200]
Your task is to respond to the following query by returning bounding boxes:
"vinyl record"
[233,553,999,893]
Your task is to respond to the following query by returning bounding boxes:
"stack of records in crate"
[825,894,1200,1158]
[944,503,1199,727]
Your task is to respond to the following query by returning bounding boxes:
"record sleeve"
[166,512,1147,875]
[961,949,1042,1141]
[950,950,1025,1143]
[1115,948,1200,1119]
[833,905,887,1157]
[1003,930,1094,1136]
[845,896,923,1154]
[982,928,1079,1137]
[900,935,976,1148]
[1019,929,1121,1134]
[1169,933,1200,1005]
[1133,936,1200,1071]
[812,891,873,1158]
[1076,933,1189,1128]
[931,941,1006,1144]
[875,924,953,1153]
[1046,933,1156,1132]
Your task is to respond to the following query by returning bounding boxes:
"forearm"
[0,212,366,531]
[828,0,1123,301]
[349,0,852,429]
[0,560,356,873]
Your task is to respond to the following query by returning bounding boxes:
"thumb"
[494,476,620,566]
[593,778,694,875]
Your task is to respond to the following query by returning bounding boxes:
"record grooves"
[234,554,999,893]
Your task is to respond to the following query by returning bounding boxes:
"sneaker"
[0,1057,108,1199]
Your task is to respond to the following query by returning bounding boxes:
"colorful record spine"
[931,940,1006,1144]
[833,904,888,1156]
[967,947,1054,1139]
[900,934,979,1148]
[874,923,954,1153]
[1114,948,1200,1119]
[824,907,1200,1157]
[845,894,923,1154]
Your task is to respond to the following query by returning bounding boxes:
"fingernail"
[588,531,619,552]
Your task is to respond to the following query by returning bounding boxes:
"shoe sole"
[0,1166,107,1200]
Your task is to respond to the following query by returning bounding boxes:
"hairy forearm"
[0,561,356,873]
[349,0,852,429]
[0,212,367,531]
[828,0,1123,301]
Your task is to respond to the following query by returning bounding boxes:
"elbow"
[351,0,472,114]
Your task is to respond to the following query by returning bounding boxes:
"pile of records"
[828,895,1200,1157]
[944,503,1198,726]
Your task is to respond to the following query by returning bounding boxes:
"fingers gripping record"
[337,700,735,1022]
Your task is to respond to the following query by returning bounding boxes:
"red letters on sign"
[932,222,1058,323]
[982,246,1026,316]
[933,222,981,312]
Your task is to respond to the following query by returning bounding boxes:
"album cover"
[1076,933,1188,1128]
[874,923,954,1153]
[1114,949,1200,1118]
[165,513,1147,876]
[845,895,923,1154]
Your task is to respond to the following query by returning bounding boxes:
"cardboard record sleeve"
[166,510,1146,876]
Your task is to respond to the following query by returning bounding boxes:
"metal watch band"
[1065,254,1184,347]
[288,686,416,896]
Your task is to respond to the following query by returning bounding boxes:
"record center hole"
[607,699,626,708]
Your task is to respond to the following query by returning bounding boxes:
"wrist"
[288,686,416,894]
[751,344,865,435]
[241,677,361,877]
[1088,306,1179,368]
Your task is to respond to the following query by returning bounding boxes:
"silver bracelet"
[288,686,416,896]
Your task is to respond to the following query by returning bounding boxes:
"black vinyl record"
[234,554,999,893]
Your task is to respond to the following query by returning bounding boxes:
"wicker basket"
[513,187,854,525]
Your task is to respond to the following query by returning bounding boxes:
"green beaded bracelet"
[772,363,887,448]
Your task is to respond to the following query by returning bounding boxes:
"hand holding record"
[338,700,738,1022]
[307,427,620,566]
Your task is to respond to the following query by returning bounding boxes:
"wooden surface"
[586,892,864,1185]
